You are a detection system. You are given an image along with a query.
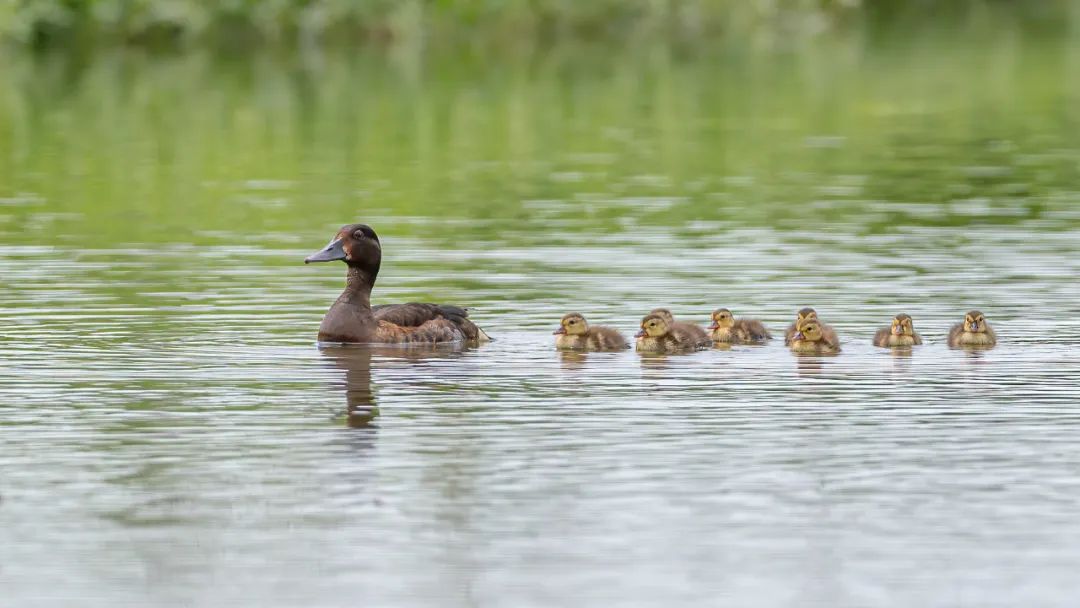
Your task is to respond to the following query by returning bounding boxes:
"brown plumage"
[553,313,629,351]
[789,317,841,355]
[305,223,489,344]
[873,313,923,348]
[708,308,771,344]
[948,310,997,348]
[649,308,710,345]
[635,314,711,353]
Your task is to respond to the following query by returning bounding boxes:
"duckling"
[709,308,772,344]
[635,314,711,353]
[649,308,710,345]
[948,310,997,348]
[873,313,923,348]
[789,317,841,355]
[784,307,838,346]
[553,313,629,351]
[784,307,818,345]
[305,223,489,343]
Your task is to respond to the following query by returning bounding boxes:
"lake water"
[3,25,1080,607]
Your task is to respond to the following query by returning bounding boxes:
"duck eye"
[353,230,366,239]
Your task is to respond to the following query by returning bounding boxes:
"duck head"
[649,308,675,325]
[709,308,734,330]
[554,313,589,336]
[963,310,987,333]
[795,307,817,324]
[891,313,915,336]
[305,224,382,280]
[635,314,670,339]
[792,318,823,343]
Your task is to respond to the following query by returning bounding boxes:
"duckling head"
[793,319,823,342]
[891,313,915,336]
[635,314,670,338]
[554,313,589,336]
[649,308,675,324]
[796,307,817,323]
[964,310,988,333]
[305,224,383,279]
[709,308,735,330]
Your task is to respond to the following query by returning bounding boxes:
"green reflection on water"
[1,24,1078,253]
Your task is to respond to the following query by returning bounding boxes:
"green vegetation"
[1,0,1076,49]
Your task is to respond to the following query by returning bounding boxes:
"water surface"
[2,29,1080,607]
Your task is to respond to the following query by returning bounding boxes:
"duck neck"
[340,266,375,309]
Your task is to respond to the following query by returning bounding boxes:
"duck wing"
[373,303,488,341]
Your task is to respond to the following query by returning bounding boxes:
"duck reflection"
[558,350,589,370]
[319,345,378,427]
[318,344,476,428]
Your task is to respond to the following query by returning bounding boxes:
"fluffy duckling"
[649,308,710,344]
[553,313,629,351]
[784,308,818,345]
[948,310,997,348]
[789,317,841,355]
[873,313,923,348]
[635,314,711,353]
[709,308,772,344]
[784,308,838,346]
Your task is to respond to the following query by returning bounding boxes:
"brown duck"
[554,313,629,351]
[873,313,922,348]
[305,224,489,344]
[708,308,771,344]
[948,310,996,348]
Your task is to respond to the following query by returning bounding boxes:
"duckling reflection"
[558,349,589,370]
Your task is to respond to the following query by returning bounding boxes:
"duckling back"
[587,326,630,351]
[734,319,771,344]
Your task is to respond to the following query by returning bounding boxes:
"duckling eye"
[568,320,576,325]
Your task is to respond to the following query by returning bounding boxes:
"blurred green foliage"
[1,0,1075,49]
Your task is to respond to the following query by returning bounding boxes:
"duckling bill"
[554,313,629,351]
[948,310,996,348]
[873,313,922,348]
[305,223,489,344]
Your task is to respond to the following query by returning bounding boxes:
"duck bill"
[892,327,903,336]
[793,332,805,341]
[970,323,979,331]
[553,327,566,335]
[305,238,347,264]
[708,322,719,330]
[634,330,646,338]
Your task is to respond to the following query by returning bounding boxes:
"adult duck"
[305,224,490,344]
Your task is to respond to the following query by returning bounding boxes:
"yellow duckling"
[784,307,838,346]
[784,307,817,345]
[635,314,710,353]
[948,310,997,348]
[708,308,771,344]
[873,313,923,348]
[789,317,841,355]
[553,313,629,351]
[649,308,710,344]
